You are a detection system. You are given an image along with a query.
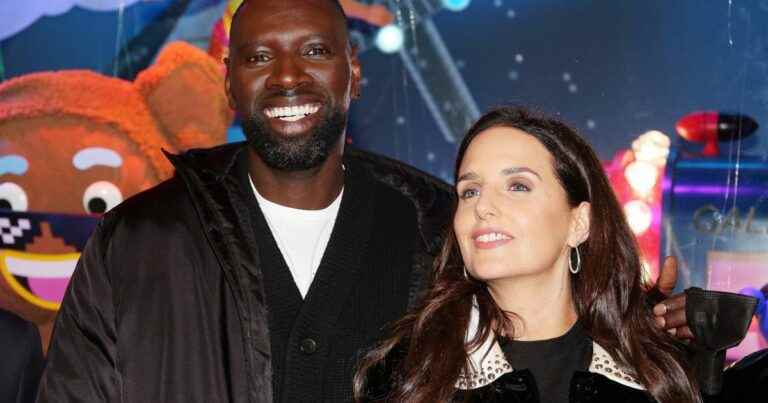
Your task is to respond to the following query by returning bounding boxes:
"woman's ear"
[568,202,591,247]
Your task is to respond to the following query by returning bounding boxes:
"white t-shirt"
[249,176,342,298]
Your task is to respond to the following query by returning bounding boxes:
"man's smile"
[260,100,328,136]
[264,103,321,122]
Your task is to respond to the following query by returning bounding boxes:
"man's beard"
[242,107,346,171]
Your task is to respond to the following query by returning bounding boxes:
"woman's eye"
[509,182,530,192]
[459,188,479,199]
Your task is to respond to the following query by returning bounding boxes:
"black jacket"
[361,340,657,403]
[36,143,452,403]
[361,327,768,403]
[0,308,44,403]
[359,303,768,403]
[458,347,768,403]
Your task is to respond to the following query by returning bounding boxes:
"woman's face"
[454,126,589,283]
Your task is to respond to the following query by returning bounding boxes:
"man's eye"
[246,54,271,64]
[306,46,330,57]
[459,188,479,199]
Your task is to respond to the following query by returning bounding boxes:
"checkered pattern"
[0,217,31,245]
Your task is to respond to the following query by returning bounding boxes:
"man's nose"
[266,55,312,91]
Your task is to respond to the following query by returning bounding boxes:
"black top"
[500,320,592,403]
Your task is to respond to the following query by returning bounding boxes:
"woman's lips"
[472,229,513,249]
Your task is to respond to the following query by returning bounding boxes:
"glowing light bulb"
[632,130,670,166]
[442,0,472,12]
[624,160,658,197]
[375,24,404,54]
[624,200,652,235]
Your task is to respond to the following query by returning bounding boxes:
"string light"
[375,24,404,54]
[624,160,658,197]
[442,0,472,12]
[624,200,652,235]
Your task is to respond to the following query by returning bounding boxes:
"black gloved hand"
[685,287,758,396]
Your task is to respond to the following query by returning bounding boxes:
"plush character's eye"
[0,182,28,211]
[83,181,123,214]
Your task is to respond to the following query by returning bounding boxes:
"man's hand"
[650,256,694,339]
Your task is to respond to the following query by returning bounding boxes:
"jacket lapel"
[166,144,273,403]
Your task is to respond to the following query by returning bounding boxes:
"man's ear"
[223,57,237,110]
[568,201,591,247]
[135,41,233,151]
[350,46,362,99]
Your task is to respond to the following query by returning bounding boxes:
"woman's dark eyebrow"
[457,167,541,183]
[500,166,541,180]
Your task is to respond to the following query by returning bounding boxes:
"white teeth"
[264,104,320,120]
[280,115,304,122]
[476,232,511,243]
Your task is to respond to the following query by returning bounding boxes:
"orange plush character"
[0,41,231,348]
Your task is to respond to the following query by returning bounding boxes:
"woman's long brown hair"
[353,107,700,403]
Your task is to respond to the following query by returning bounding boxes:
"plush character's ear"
[135,41,232,151]
[339,0,393,26]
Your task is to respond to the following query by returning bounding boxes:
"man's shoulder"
[107,142,244,222]
[93,177,196,245]
[111,177,189,219]
[346,147,451,196]
[165,141,244,179]
[346,148,454,254]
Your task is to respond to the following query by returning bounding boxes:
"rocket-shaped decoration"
[676,111,759,156]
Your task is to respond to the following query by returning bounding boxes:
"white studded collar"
[456,304,644,391]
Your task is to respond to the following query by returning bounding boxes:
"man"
[37,1,691,402]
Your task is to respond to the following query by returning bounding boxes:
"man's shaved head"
[231,0,349,45]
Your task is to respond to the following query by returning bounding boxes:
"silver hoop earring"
[463,265,470,280]
[569,246,581,274]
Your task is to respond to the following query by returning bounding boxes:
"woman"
[353,107,700,403]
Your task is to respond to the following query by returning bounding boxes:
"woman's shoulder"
[457,368,654,403]
[457,339,645,391]
[588,343,645,389]
[455,340,652,402]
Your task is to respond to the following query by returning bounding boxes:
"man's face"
[226,0,361,170]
